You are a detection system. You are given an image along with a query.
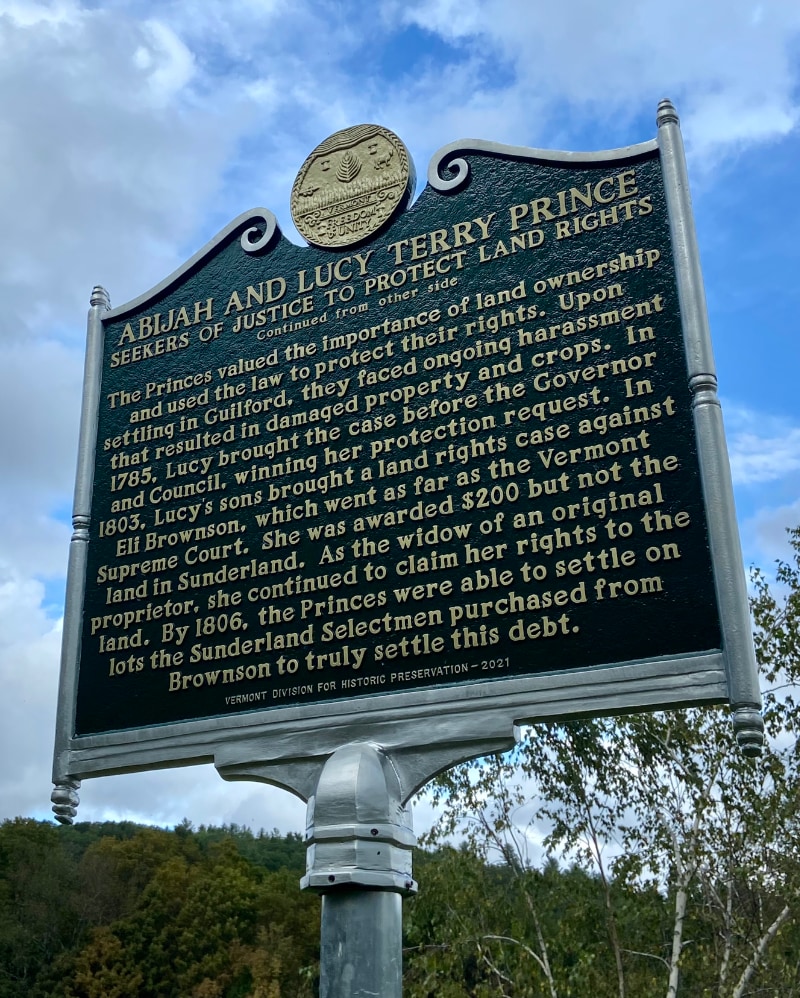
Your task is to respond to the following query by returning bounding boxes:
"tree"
[0,818,82,998]
[0,822,319,998]
[405,845,628,998]
[412,531,800,997]
[751,526,800,742]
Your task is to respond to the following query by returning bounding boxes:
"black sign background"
[75,148,721,736]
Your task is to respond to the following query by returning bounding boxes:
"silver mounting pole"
[301,742,417,998]
[52,285,110,822]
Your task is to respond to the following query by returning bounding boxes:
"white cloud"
[74,766,307,833]
[741,499,800,572]
[0,4,255,591]
[724,406,800,487]
[721,405,800,568]
[0,3,264,826]
[391,0,483,38]
[384,0,800,154]
[137,19,196,105]
[0,569,63,817]
[686,94,798,151]
[729,429,800,487]
[1,0,798,834]
[0,0,79,27]
[0,9,239,320]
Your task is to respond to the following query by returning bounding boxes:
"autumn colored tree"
[0,819,82,998]
[0,820,318,998]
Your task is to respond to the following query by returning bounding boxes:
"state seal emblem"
[291,124,415,249]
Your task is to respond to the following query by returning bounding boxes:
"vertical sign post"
[52,102,761,995]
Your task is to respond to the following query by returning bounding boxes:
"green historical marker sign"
[50,106,765,998]
[77,146,720,736]
[52,104,762,828]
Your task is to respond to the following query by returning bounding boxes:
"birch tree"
[414,531,800,996]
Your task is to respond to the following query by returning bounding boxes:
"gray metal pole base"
[320,891,403,998]
[302,742,417,998]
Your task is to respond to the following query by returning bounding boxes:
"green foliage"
[413,701,800,996]
[405,847,628,997]
[751,526,800,735]
[0,819,82,998]
[0,820,317,998]
[193,824,306,872]
[408,531,800,997]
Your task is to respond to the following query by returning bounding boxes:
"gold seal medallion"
[291,124,414,249]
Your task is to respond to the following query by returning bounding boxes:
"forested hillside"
[2,799,797,997]
[0,820,317,997]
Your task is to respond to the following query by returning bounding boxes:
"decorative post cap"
[733,707,765,757]
[657,99,680,127]
[51,780,81,825]
[90,285,111,310]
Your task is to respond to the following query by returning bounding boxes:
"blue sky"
[1,0,799,832]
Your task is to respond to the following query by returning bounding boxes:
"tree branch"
[731,904,791,998]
